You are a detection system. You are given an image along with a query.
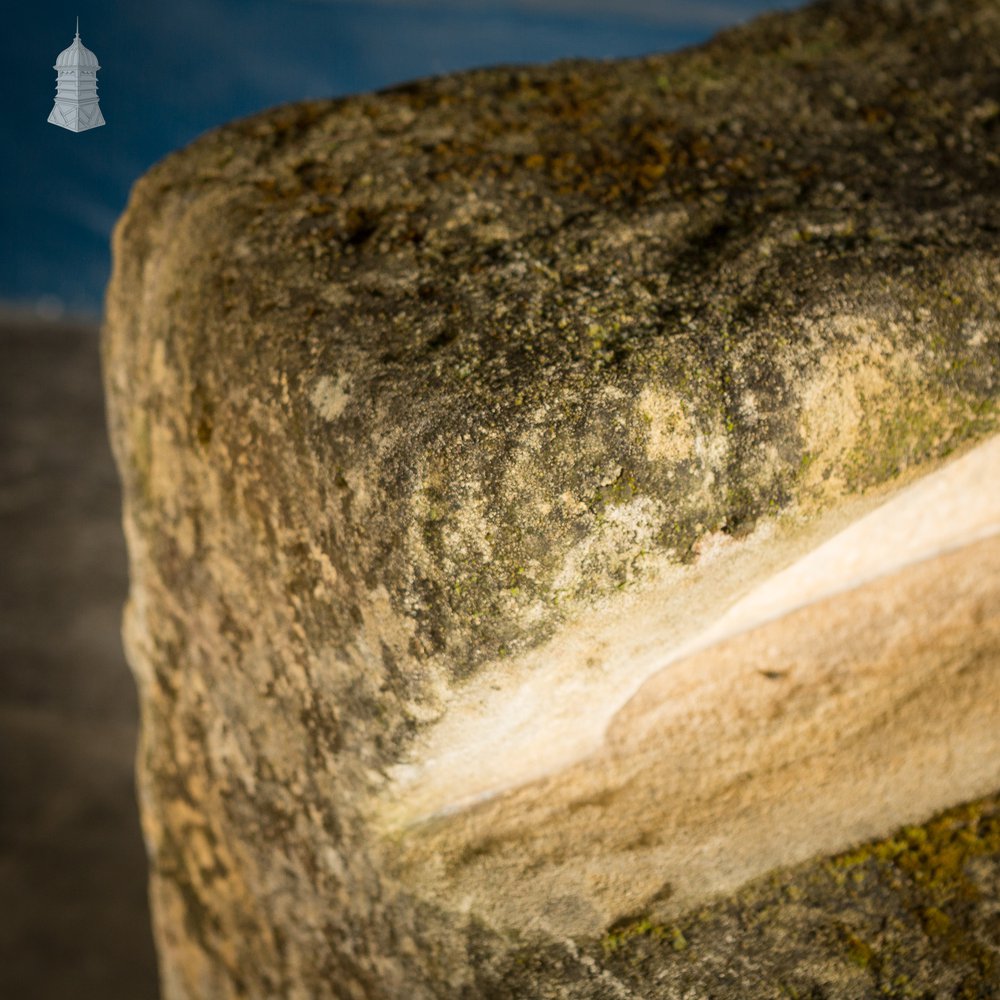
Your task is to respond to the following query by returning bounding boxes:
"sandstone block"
[104,0,1000,995]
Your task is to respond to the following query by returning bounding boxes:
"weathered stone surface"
[103,0,1000,995]
[386,437,1000,939]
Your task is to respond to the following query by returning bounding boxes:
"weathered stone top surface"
[108,0,998,694]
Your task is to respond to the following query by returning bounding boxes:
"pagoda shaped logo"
[48,18,105,132]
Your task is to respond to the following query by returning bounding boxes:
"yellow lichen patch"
[831,799,1000,899]
[797,322,916,498]
[638,386,694,463]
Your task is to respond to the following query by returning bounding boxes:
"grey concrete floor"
[0,313,159,998]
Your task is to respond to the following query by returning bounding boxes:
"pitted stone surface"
[103,0,1000,996]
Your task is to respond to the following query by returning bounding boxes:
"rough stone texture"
[103,0,1000,996]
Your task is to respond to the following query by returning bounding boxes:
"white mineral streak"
[309,372,353,422]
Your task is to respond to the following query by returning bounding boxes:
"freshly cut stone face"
[381,435,1000,936]
[103,0,1000,995]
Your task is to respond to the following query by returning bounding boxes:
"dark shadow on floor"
[0,312,159,999]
